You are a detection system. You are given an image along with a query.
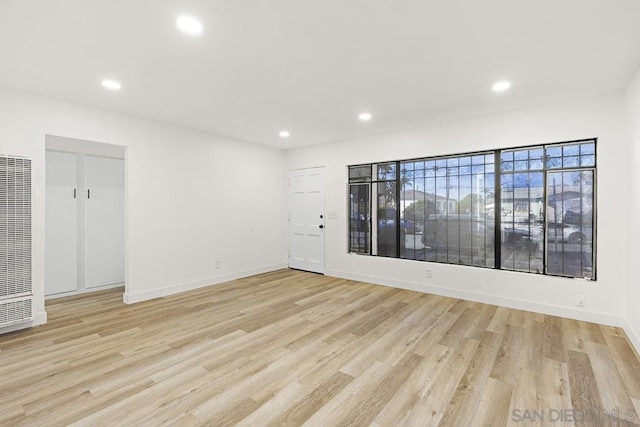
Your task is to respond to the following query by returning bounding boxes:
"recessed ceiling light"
[101,79,121,91]
[177,15,203,36]
[492,81,511,92]
[358,112,372,121]
[279,130,291,138]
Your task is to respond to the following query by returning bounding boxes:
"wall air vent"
[0,156,33,327]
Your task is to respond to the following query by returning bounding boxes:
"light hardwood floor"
[1,269,639,426]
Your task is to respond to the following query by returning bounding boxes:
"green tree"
[403,199,436,223]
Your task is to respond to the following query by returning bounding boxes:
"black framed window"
[546,169,595,279]
[499,147,545,274]
[348,165,372,254]
[399,153,495,268]
[348,138,597,280]
[376,163,399,257]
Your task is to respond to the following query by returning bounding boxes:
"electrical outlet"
[215,260,220,269]
[576,295,585,308]
[426,269,433,279]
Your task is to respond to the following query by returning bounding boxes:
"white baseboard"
[624,320,640,357]
[45,282,124,300]
[123,263,288,304]
[325,269,623,327]
[0,311,47,335]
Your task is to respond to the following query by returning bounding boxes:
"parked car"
[547,222,592,243]
[420,219,540,253]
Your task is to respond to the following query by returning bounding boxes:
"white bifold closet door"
[45,151,78,295]
[86,155,125,288]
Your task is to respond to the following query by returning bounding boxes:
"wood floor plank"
[269,371,354,426]
[69,366,210,426]
[402,337,481,426]
[303,360,392,426]
[585,342,639,421]
[333,352,424,426]
[0,269,639,426]
[439,330,502,426]
[373,344,451,426]
[473,377,514,426]
[633,399,640,424]
[490,324,525,386]
[487,306,512,335]
[604,335,640,400]
[567,349,605,427]
[538,357,572,416]
[507,366,541,426]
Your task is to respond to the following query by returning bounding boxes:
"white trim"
[624,320,640,357]
[0,311,47,335]
[45,282,124,300]
[122,263,288,304]
[325,269,623,327]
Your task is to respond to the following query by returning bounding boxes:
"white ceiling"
[1,0,640,149]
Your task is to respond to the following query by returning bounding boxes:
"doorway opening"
[45,135,127,299]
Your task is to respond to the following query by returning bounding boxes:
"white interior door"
[45,151,78,295]
[289,167,325,273]
[86,155,125,288]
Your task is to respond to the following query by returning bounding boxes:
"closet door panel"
[86,156,125,288]
[45,151,78,295]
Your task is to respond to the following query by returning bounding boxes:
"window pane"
[547,157,562,169]
[377,163,396,181]
[472,155,485,165]
[514,160,528,171]
[349,184,370,253]
[546,146,562,157]
[501,152,513,162]
[500,172,544,273]
[400,161,425,261]
[563,145,579,156]
[377,181,398,257]
[413,154,494,267]
[514,150,528,161]
[460,165,472,175]
[501,161,513,172]
[529,148,544,160]
[529,157,544,170]
[580,143,595,155]
[563,156,579,168]
[581,155,595,167]
[546,170,594,279]
[349,165,371,182]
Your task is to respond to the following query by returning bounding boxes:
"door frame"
[44,135,128,298]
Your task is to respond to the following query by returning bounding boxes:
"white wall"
[0,86,287,333]
[625,70,640,353]
[287,92,628,326]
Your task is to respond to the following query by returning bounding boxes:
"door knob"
[319,224,324,229]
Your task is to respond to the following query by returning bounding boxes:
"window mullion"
[494,151,502,270]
